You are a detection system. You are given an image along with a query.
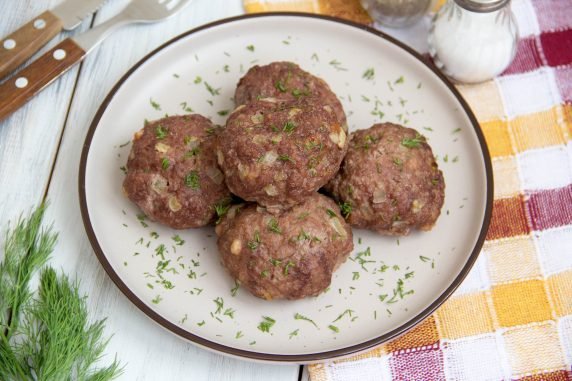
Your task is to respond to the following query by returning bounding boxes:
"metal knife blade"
[52,0,110,30]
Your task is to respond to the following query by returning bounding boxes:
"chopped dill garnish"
[204,82,221,96]
[362,68,375,80]
[339,202,352,218]
[326,208,337,218]
[214,198,232,224]
[171,235,185,246]
[275,80,287,92]
[283,120,296,134]
[332,309,354,323]
[230,281,240,297]
[161,157,170,170]
[289,329,299,339]
[257,316,275,332]
[267,218,281,234]
[328,325,339,333]
[155,125,168,140]
[247,230,261,250]
[294,312,318,328]
[184,171,200,189]
[283,260,295,275]
[150,98,161,110]
[278,154,294,163]
[329,59,348,71]
[401,133,425,148]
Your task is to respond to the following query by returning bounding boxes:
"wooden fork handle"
[0,11,64,79]
[0,38,85,121]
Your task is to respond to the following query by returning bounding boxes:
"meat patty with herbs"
[216,97,348,212]
[325,123,445,236]
[215,193,353,300]
[235,61,347,130]
[123,115,231,229]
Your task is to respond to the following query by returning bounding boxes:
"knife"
[0,0,108,79]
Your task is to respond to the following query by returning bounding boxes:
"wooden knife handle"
[0,10,63,79]
[0,38,85,121]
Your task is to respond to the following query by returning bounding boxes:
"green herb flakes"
[401,133,425,148]
[230,281,240,297]
[362,68,375,80]
[257,316,275,333]
[267,218,282,234]
[171,235,185,246]
[155,125,168,140]
[184,171,200,189]
[339,202,352,218]
[283,120,296,134]
[294,313,318,328]
[328,325,340,333]
[161,157,170,170]
[150,98,161,110]
[247,230,261,250]
[275,80,287,92]
[204,82,221,96]
[283,260,295,275]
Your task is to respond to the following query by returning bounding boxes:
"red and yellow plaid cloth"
[245,0,572,380]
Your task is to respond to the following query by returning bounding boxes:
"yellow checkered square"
[492,280,552,327]
[480,120,513,157]
[563,104,572,141]
[492,157,521,199]
[457,81,505,122]
[503,322,566,376]
[386,315,439,352]
[243,0,319,12]
[485,237,541,284]
[435,292,495,339]
[547,270,572,317]
[509,107,567,152]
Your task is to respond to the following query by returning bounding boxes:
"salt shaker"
[360,0,432,28]
[428,0,518,83]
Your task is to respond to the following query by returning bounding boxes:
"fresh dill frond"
[0,204,122,381]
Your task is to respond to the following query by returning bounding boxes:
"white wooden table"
[0,1,427,379]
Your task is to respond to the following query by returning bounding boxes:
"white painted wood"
[0,0,92,229]
[39,0,300,379]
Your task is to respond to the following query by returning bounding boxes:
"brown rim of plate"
[78,12,493,363]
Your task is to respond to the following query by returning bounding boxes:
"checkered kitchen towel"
[244,0,572,380]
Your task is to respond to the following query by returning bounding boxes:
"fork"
[0,0,192,121]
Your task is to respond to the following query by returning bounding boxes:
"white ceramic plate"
[80,13,492,362]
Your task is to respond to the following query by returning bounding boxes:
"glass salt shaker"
[428,0,518,83]
[360,0,432,28]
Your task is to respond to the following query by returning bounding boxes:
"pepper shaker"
[428,0,519,83]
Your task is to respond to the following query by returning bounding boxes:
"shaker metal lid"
[454,0,510,12]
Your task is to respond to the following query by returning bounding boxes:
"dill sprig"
[0,204,122,381]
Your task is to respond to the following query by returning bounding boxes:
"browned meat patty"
[217,97,348,212]
[325,123,445,236]
[123,115,231,229]
[215,193,353,300]
[235,61,347,131]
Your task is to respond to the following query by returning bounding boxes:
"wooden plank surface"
[39,0,301,380]
[0,0,92,225]
[1,0,301,380]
